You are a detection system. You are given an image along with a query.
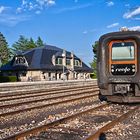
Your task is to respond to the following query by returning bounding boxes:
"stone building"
[0,45,93,81]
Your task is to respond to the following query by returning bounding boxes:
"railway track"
[1,103,108,140]
[85,106,139,140]
[0,83,99,139]
[0,85,97,102]
[0,80,96,92]
[1,103,139,140]
[0,83,97,97]
[0,88,99,117]
[0,80,138,140]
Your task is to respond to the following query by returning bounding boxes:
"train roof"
[99,31,140,42]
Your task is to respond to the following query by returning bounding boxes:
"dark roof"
[0,45,93,73]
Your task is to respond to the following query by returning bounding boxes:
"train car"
[97,30,140,103]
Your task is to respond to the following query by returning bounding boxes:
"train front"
[97,31,140,103]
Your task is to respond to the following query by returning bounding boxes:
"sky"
[0,0,140,66]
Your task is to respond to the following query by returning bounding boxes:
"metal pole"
[63,64,65,81]
[62,53,65,81]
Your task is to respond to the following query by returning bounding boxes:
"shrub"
[90,73,97,79]
[0,76,17,82]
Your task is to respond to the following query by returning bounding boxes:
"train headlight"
[111,69,114,72]
[132,65,135,68]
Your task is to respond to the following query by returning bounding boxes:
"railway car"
[97,30,140,103]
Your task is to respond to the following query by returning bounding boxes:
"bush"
[90,73,97,79]
[0,76,17,82]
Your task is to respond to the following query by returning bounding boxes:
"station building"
[0,45,93,81]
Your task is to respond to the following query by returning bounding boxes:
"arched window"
[74,60,81,66]
[15,57,26,64]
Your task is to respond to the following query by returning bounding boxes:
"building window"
[56,58,62,65]
[15,57,26,64]
[66,59,71,66]
[74,60,81,66]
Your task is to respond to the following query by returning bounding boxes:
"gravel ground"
[106,107,140,140]
[0,96,99,139]
[25,104,134,140]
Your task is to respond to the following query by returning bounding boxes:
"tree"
[12,35,29,53]
[90,41,99,78]
[12,35,37,54]
[28,38,37,49]
[36,36,44,47]
[92,41,98,58]
[0,32,10,64]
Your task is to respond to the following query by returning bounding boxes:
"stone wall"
[20,70,91,82]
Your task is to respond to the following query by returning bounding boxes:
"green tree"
[90,41,98,78]
[0,32,10,64]
[12,35,29,53]
[28,38,37,49]
[36,36,44,47]
[12,36,37,54]
[92,41,98,58]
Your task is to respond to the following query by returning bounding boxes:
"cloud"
[55,3,92,13]
[123,7,140,19]
[74,0,78,3]
[107,23,119,28]
[129,26,140,31]
[0,14,30,26]
[16,7,22,13]
[83,30,88,34]
[0,6,9,14]
[0,5,30,26]
[22,0,28,6]
[16,0,56,14]
[36,0,55,7]
[47,0,56,6]
[0,0,56,26]
[0,6,5,14]
[82,29,96,34]
[35,10,41,14]
[125,4,130,7]
[107,1,114,7]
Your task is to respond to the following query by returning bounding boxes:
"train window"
[112,42,135,60]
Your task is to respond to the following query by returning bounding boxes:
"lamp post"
[62,53,65,81]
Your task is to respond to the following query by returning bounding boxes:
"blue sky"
[0,0,140,65]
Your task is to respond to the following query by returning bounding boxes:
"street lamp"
[62,53,65,81]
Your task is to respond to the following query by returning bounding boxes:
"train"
[97,29,140,103]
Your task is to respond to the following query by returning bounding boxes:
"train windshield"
[112,42,135,60]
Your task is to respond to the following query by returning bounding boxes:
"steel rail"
[0,84,97,98]
[0,91,99,117]
[85,106,139,140]
[0,86,97,102]
[0,80,95,89]
[0,88,98,109]
[0,81,95,92]
[2,103,109,140]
